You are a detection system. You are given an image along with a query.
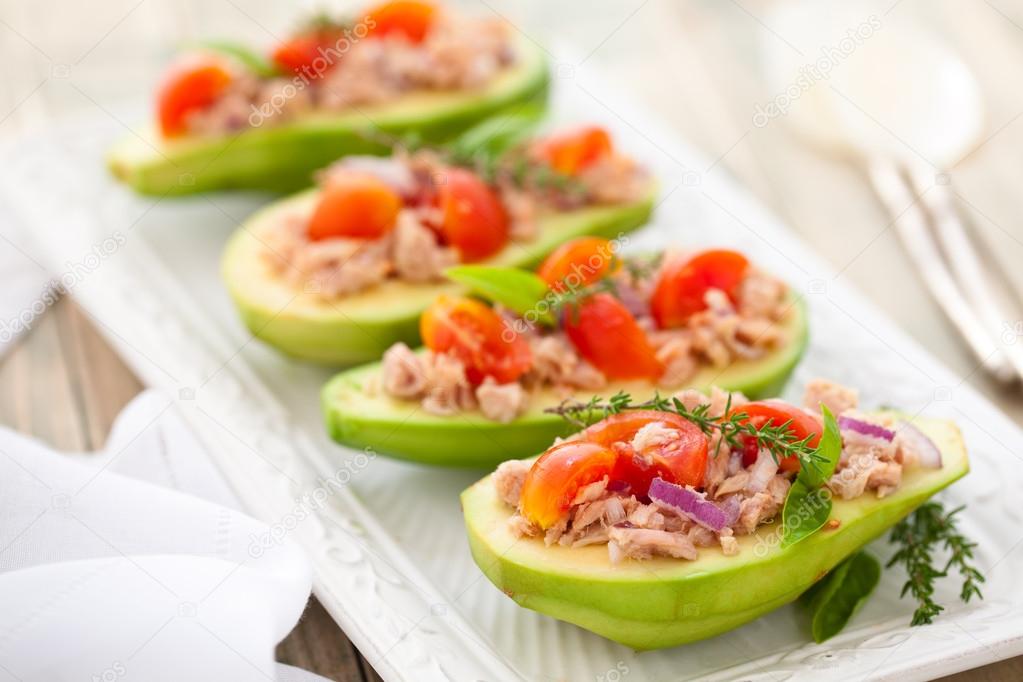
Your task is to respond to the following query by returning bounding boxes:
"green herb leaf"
[782,405,841,547]
[780,478,832,548]
[801,551,881,643]
[887,501,984,626]
[192,41,281,77]
[801,404,842,488]
[446,106,544,166]
[444,265,555,326]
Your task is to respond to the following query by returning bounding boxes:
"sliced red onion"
[648,477,730,532]
[329,156,418,198]
[838,415,895,442]
[896,421,942,469]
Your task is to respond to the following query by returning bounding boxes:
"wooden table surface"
[2,0,1023,679]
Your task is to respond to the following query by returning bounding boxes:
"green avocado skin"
[461,415,969,650]
[107,42,549,196]
[320,297,808,467]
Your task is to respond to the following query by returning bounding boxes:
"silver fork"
[868,161,1023,386]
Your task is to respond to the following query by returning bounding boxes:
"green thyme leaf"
[887,501,985,626]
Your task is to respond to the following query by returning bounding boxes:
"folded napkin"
[0,391,332,682]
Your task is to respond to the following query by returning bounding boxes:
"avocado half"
[107,38,549,196]
[222,186,656,365]
[462,414,969,649]
[320,295,808,467]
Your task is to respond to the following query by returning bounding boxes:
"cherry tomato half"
[732,400,822,473]
[583,411,708,492]
[272,30,346,77]
[420,296,531,385]
[157,59,233,138]
[536,237,615,294]
[534,126,613,176]
[363,0,437,43]
[563,293,662,381]
[650,249,750,328]
[519,441,617,529]
[436,168,509,262]
[307,173,402,241]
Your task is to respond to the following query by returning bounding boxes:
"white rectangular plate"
[3,66,1022,681]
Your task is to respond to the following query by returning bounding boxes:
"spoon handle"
[867,161,1018,385]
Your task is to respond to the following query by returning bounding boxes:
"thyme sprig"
[887,502,985,626]
[545,390,828,476]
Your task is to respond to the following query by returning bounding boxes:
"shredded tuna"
[715,471,749,498]
[803,378,859,415]
[572,477,610,506]
[500,184,538,241]
[380,342,426,398]
[421,353,476,415]
[608,527,698,562]
[735,492,781,535]
[507,514,538,538]
[576,156,650,205]
[476,377,528,423]
[493,459,530,507]
[392,211,458,282]
[719,533,739,556]
[527,335,607,391]
[745,450,780,493]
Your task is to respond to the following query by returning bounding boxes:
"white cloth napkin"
[0,391,331,682]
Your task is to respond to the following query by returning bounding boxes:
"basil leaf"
[801,404,842,489]
[782,404,842,547]
[801,551,881,643]
[781,478,832,548]
[193,41,280,77]
[445,265,556,326]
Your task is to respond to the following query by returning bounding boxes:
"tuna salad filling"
[157,3,518,138]
[259,129,648,299]
[376,247,794,422]
[491,380,938,564]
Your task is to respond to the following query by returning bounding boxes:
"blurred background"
[1,0,1022,679]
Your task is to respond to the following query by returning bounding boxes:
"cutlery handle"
[906,165,1023,382]
[867,161,1018,385]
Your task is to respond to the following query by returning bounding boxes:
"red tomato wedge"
[420,296,531,385]
[583,411,708,491]
[536,237,616,294]
[534,126,613,176]
[436,167,509,262]
[157,59,233,138]
[307,173,402,241]
[364,1,437,43]
[519,441,617,529]
[731,400,822,472]
[562,294,662,380]
[650,249,750,328]
[271,31,345,77]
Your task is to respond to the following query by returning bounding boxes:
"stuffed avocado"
[321,244,809,466]
[223,125,656,365]
[107,1,549,196]
[461,381,969,649]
